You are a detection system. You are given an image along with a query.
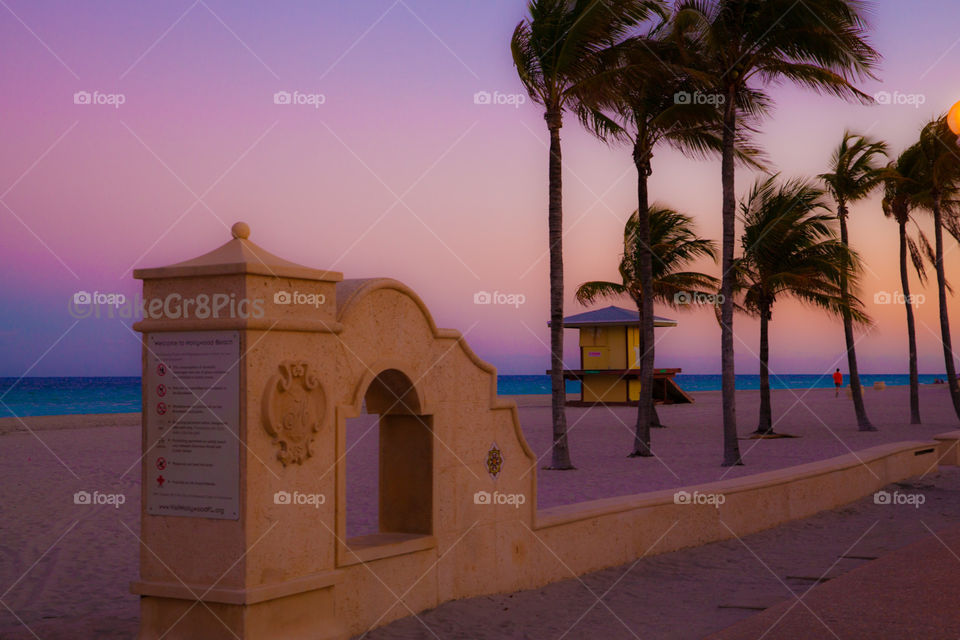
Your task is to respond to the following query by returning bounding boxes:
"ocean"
[0,374,949,418]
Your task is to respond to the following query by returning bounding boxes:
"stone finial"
[231,221,250,240]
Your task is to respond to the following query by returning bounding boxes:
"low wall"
[342,437,942,637]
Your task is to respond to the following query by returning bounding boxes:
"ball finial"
[231,222,250,240]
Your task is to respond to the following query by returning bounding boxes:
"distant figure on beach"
[833,368,844,397]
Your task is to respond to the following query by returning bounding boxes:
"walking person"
[833,368,844,398]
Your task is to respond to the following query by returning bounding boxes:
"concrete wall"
[335,438,941,636]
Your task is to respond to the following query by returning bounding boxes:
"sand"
[0,385,957,639]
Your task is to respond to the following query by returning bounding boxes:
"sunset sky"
[1,0,959,377]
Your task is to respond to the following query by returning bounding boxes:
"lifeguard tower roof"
[550,305,676,328]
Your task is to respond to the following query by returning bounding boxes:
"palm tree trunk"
[899,219,921,424]
[932,195,960,420]
[651,404,665,427]
[631,306,653,456]
[720,84,742,466]
[837,208,875,430]
[630,143,654,457]
[545,112,573,469]
[756,303,773,434]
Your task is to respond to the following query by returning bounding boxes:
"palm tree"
[737,176,871,435]
[575,24,761,455]
[881,143,932,424]
[511,0,664,470]
[915,116,960,420]
[576,205,718,455]
[819,132,887,431]
[673,0,880,465]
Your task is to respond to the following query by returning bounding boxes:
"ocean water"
[0,377,141,418]
[0,373,949,418]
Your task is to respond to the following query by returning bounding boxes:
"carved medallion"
[263,361,326,466]
[486,442,503,480]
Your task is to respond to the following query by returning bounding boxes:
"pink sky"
[1,0,959,377]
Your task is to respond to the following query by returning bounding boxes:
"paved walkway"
[709,523,960,639]
[360,468,960,639]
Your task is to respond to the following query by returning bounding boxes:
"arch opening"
[345,369,433,543]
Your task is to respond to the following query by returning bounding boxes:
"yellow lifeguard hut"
[549,305,693,406]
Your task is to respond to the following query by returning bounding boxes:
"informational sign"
[145,331,240,520]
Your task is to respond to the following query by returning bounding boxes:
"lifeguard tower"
[550,305,693,406]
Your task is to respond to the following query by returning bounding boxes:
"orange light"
[949,100,960,135]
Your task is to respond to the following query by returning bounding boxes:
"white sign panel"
[145,331,240,520]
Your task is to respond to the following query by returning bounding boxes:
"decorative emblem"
[486,442,504,480]
[263,361,326,466]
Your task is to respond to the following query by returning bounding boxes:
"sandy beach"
[0,385,957,639]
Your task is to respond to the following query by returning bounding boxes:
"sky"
[1,0,959,378]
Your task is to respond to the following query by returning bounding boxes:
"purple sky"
[1,0,959,377]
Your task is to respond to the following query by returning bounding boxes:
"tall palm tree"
[882,143,932,424]
[576,205,718,455]
[819,132,887,431]
[915,116,960,420]
[673,0,880,465]
[576,24,761,454]
[511,0,664,470]
[736,176,870,434]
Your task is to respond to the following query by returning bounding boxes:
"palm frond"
[737,173,872,326]
[575,280,630,306]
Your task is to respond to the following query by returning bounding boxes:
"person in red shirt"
[833,368,844,397]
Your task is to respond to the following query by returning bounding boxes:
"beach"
[0,384,957,639]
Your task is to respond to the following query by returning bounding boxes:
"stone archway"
[343,368,433,545]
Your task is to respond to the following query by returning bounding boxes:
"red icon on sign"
[156,457,166,471]
[156,475,165,487]
[156,363,166,376]
[156,402,167,415]
[156,384,166,397]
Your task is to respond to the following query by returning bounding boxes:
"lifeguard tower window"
[345,369,433,543]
